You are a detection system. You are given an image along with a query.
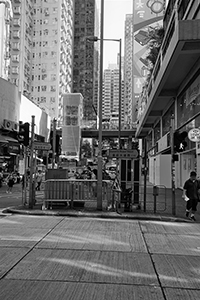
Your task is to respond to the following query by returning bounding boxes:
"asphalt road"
[0,183,23,209]
[0,215,199,299]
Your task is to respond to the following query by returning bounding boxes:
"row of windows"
[33,29,58,36]
[32,7,58,15]
[32,85,56,92]
[32,62,57,70]
[33,96,56,104]
[32,40,58,47]
[32,74,57,81]
[32,51,57,58]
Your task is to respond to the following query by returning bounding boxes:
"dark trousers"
[186,199,198,212]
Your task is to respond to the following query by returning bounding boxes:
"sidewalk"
[3,187,200,223]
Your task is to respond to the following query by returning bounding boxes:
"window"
[41,85,47,91]
[43,29,49,35]
[43,41,48,46]
[38,86,40,92]
[50,86,56,92]
[43,19,48,24]
[52,29,57,35]
[53,18,58,24]
[51,74,56,81]
[53,7,58,13]
[52,40,57,46]
[50,97,55,103]
[40,97,46,103]
[51,51,56,57]
[43,51,48,57]
[51,62,56,69]
[42,74,47,80]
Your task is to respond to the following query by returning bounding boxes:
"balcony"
[136,16,200,138]
[13,31,20,39]
[13,19,21,26]
[13,7,21,15]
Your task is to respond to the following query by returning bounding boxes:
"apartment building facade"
[0,0,12,80]
[8,0,74,122]
[102,64,124,129]
[72,0,99,122]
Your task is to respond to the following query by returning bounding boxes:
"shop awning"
[5,136,19,143]
[0,135,8,144]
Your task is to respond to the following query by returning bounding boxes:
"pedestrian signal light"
[174,131,188,153]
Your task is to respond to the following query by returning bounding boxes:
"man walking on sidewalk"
[182,171,200,221]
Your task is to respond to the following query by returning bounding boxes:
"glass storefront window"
[177,74,200,128]
[162,104,174,136]
[154,121,160,143]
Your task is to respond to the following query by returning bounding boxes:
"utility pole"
[29,115,35,209]
[171,114,176,215]
[97,0,104,210]
[52,118,56,169]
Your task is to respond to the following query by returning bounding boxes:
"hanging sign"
[188,128,200,142]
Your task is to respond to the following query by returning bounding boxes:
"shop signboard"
[33,142,51,150]
[109,149,139,159]
[188,128,200,142]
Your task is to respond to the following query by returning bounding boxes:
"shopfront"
[176,74,200,186]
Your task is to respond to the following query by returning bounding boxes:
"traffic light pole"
[23,146,27,205]
[52,118,56,169]
[29,115,35,209]
[171,114,176,216]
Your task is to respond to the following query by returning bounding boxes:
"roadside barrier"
[43,179,112,210]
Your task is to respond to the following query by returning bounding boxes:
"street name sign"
[33,142,51,151]
[108,149,139,159]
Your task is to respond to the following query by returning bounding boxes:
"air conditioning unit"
[3,119,18,131]
[12,122,19,131]
[4,119,13,130]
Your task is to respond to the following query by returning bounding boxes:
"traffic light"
[18,122,30,146]
[174,131,187,153]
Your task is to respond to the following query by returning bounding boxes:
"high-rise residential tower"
[102,63,124,128]
[9,0,74,122]
[0,0,12,80]
[72,0,99,122]
[124,14,133,126]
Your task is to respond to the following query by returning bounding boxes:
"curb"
[2,206,191,223]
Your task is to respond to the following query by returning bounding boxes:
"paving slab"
[0,280,164,300]
[55,218,142,234]
[6,249,159,286]
[153,254,200,289]
[0,227,50,248]
[141,221,200,235]
[0,247,29,278]
[36,226,147,252]
[0,215,64,228]
[164,288,200,300]
[143,233,200,255]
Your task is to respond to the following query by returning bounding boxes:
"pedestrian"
[36,170,43,191]
[182,171,200,221]
[6,173,14,193]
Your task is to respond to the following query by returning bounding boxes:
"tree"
[145,27,164,75]
[81,140,92,158]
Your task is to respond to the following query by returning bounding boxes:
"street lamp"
[87,35,122,210]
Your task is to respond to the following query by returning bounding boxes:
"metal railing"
[43,179,113,210]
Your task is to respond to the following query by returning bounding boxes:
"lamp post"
[87,35,122,210]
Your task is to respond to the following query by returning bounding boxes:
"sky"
[96,0,133,69]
